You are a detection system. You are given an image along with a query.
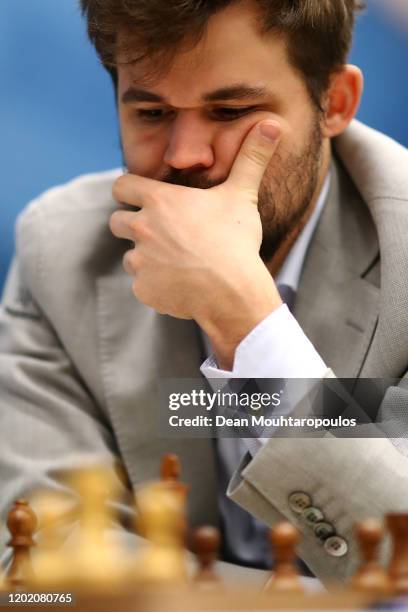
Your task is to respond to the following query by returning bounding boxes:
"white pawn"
[133,483,188,584]
[69,466,126,590]
[31,491,72,588]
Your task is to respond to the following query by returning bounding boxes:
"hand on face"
[110,118,283,350]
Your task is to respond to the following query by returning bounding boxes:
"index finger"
[112,173,168,208]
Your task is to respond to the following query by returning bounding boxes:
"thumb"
[227,120,281,197]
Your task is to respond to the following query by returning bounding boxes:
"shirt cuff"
[200,304,329,379]
[200,305,331,455]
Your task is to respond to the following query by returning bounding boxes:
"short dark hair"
[79,0,365,109]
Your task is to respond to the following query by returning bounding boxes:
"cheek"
[120,116,167,177]
[213,113,292,174]
[212,127,244,171]
[211,117,266,175]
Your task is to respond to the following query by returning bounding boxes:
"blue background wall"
[1,1,407,291]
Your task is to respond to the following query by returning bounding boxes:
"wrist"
[197,266,282,370]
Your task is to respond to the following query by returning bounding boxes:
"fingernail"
[259,121,281,142]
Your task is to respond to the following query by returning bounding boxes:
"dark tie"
[277,283,296,313]
[217,284,298,569]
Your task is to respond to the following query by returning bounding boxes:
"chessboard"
[0,454,407,611]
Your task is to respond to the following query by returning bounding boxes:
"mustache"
[160,168,226,189]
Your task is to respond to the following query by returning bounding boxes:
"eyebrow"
[121,83,272,105]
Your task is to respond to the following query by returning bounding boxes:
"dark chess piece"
[351,519,391,595]
[6,500,37,589]
[265,522,304,594]
[160,453,189,498]
[387,514,408,595]
[160,453,181,481]
[192,526,220,583]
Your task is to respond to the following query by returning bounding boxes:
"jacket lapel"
[295,156,380,377]
[335,121,408,377]
[96,260,219,528]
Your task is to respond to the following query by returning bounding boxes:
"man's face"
[117,1,326,261]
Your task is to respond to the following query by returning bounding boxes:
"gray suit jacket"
[0,121,407,584]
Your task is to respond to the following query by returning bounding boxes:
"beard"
[159,117,324,262]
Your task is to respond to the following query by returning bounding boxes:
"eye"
[211,106,257,121]
[136,108,172,123]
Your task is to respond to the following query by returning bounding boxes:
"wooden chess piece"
[387,513,408,595]
[133,483,188,584]
[265,522,304,594]
[31,492,71,588]
[350,519,391,595]
[69,466,126,589]
[160,453,189,500]
[160,453,181,481]
[6,500,37,589]
[192,526,220,583]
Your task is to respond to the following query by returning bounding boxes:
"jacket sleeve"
[0,209,135,565]
[227,376,408,585]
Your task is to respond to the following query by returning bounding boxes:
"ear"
[321,65,364,138]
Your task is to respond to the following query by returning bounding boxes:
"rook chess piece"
[350,518,391,595]
[265,522,304,594]
[6,500,37,589]
[192,526,220,584]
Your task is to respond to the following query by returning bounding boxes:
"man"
[1,0,408,585]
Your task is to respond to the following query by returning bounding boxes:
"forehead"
[117,1,304,106]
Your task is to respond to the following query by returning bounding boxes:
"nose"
[163,111,215,171]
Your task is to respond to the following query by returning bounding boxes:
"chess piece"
[350,519,391,595]
[133,483,188,583]
[0,560,5,591]
[160,453,189,499]
[265,522,304,594]
[192,526,220,583]
[160,453,181,481]
[69,466,126,589]
[31,492,72,588]
[6,500,37,589]
[387,514,408,595]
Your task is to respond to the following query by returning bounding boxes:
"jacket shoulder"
[15,169,124,305]
[334,121,408,203]
[18,168,122,226]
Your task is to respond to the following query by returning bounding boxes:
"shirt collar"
[276,170,331,291]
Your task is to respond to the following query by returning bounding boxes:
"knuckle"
[112,175,128,201]
[108,212,119,234]
[130,219,152,240]
[129,217,141,234]
[147,184,166,208]
[244,148,269,167]
[122,249,137,274]
[132,278,149,305]
[239,186,259,205]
